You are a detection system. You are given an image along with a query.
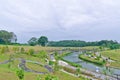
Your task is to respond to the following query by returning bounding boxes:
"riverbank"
[79,54,105,65]
[58,52,81,67]
[62,51,120,79]
[59,60,117,80]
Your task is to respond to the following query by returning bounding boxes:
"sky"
[0,0,120,43]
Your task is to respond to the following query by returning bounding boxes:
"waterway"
[63,51,120,77]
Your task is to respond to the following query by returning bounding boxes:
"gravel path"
[18,58,47,74]
[0,58,53,74]
[0,60,10,64]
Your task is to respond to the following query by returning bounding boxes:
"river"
[63,51,120,77]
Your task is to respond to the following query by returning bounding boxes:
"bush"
[49,61,54,65]
[28,49,34,55]
[1,47,5,54]
[35,51,47,58]
[0,46,9,54]
[20,47,25,54]
[13,47,19,53]
[45,75,59,80]
[16,69,24,80]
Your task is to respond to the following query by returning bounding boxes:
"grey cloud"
[0,0,120,43]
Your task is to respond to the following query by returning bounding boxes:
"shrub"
[13,47,19,53]
[35,51,47,58]
[45,75,59,80]
[16,69,24,80]
[49,61,54,65]
[28,49,34,55]
[20,47,25,54]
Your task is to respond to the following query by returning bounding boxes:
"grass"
[14,53,46,64]
[0,45,90,80]
[0,63,86,80]
[101,49,120,68]
[26,62,48,72]
[81,46,99,50]
[0,45,64,52]
[52,71,88,80]
[0,54,9,62]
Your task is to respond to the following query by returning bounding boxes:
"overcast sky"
[0,0,120,43]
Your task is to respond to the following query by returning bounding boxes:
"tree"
[109,44,120,50]
[10,32,17,43]
[0,30,17,44]
[48,40,119,47]
[0,38,5,44]
[28,37,37,46]
[38,36,48,46]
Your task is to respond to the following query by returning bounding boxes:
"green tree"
[48,40,119,47]
[10,32,17,43]
[0,30,17,44]
[16,69,24,80]
[38,36,48,46]
[0,38,5,44]
[28,37,37,46]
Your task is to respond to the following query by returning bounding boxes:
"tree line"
[48,40,120,49]
[48,40,118,47]
[28,36,120,49]
[0,30,48,46]
[0,30,120,49]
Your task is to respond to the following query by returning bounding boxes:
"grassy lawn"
[0,45,90,80]
[81,46,99,50]
[14,53,46,64]
[101,49,120,68]
[0,64,86,80]
[0,54,9,62]
[26,62,48,72]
